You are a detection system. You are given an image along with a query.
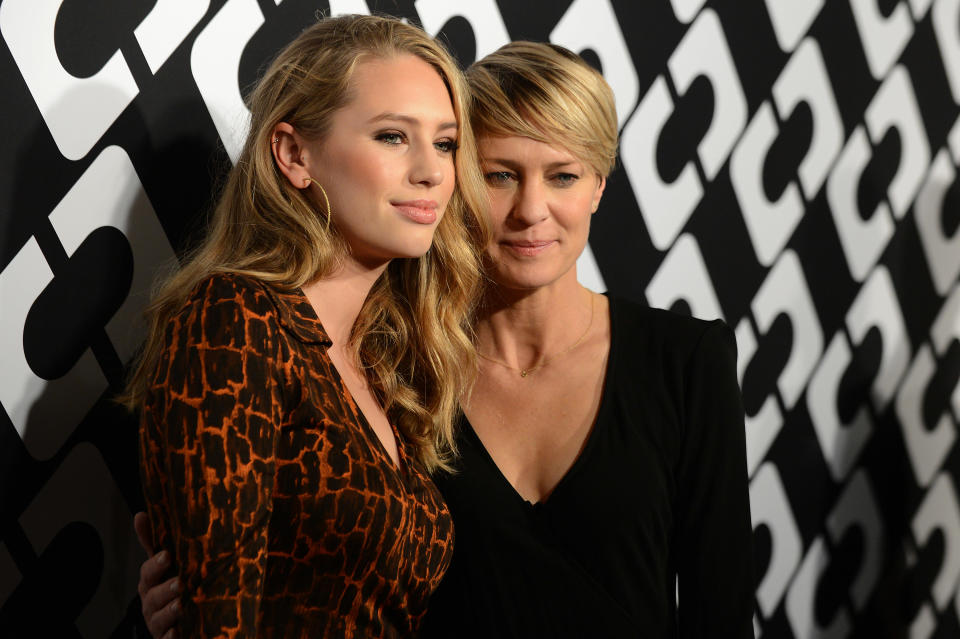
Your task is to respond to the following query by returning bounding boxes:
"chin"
[488,269,555,292]
[388,231,439,260]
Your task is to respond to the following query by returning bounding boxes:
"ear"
[271,122,314,189]
[590,175,606,214]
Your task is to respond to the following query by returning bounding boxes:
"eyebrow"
[482,158,581,171]
[368,112,458,132]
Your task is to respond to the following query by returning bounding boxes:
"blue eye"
[435,139,458,153]
[552,173,580,186]
[376,131,404,145]
[484,171,514,185]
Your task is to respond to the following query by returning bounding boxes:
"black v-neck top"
[421,297,754,638]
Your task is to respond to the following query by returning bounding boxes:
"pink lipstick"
[392,199,438,224]
[501,240,555,256]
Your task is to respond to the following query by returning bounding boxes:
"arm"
[674,321,755,638]
[140,278,280,638]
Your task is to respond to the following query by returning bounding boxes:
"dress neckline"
[461,295,618,509]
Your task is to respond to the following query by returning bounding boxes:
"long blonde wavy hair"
[124,14,490,471]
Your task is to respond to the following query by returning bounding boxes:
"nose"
[409,142,445,187]
[511,179,549,225]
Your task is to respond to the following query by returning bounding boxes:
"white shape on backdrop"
[751,462,803,618]
[736,318,784,477]
[848,0,915,79]
[0,238,107,460]
[731,102,804,267]
[0,0,207,160]
[19,443,142,639]
[910,0,936,18]
[645,233,723,321]
[762,0,824,52]
[897,345,957,487]
[845,265,911,412]
[329,0,370,13]
[773,38,843,200]
[622,8,746,251]
[48,146,175,363]
[807,333,874,481]
[134,0,211,74]
[827,470,884,610]
[0,146,171,460]
[190,0,263,164]
[827,126,895,282]
[667,9,747,180]
[932,0,960,103]
[786,536,852,639]
[912,605,937,639]
[576,244,606,294]
[668,0,706,23]
[751,249,824,410]
[930,283,960,418]
[0,0,139,161]
[416,0,510,61]
[733,36,843,268]
[914,116,960,295]
[551,0,639,128]
[911,472,960,610]
[865,65,931,219]
[621,76,703,250]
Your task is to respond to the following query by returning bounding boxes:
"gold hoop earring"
[305,177,332,231]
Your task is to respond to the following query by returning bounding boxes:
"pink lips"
[501,240,555,256]
[392,199,438,224]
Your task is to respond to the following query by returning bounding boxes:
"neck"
[302,257,390,347]
[476,272,593,372]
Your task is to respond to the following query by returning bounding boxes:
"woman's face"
[301,54,458,267]
[479,135,605,291]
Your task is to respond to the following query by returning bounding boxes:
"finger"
[161,627,180,639]
[139,549,171,598]
[133,512,154,557]
[142,572,179,618]
[148,592,183,639]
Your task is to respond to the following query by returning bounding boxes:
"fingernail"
[156,551,168,566]
[170,579,181,593]
[171,600,180,612]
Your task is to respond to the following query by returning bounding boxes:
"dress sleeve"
[140,279,280,638]
[674,320,755,638]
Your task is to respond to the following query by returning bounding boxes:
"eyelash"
[485,171,514,185]
[374,131,458,154]
[483,171,581,186]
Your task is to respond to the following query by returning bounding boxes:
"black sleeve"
[674,320,755,638]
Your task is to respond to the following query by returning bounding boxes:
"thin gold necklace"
[477,293,595,377]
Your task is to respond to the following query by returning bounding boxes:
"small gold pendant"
[520,370,528,378]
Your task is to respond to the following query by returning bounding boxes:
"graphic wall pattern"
[1,0,960,637]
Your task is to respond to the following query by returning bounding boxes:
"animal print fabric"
[139,273,454,638]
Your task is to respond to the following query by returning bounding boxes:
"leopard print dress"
[139,273,454,638]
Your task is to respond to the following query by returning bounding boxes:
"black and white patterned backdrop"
[2,0,960,637]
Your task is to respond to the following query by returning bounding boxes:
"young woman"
[138,40,754,639]
[127,14,488,639]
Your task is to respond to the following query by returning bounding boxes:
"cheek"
[335,148,389,187]
[561,194,596,230]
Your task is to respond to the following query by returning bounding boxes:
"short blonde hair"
[466,41,618,176]
[126,14,490,471]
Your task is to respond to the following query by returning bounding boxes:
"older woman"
[137,38,754,639]
[127,14,488,639]
[421,41,754,638]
